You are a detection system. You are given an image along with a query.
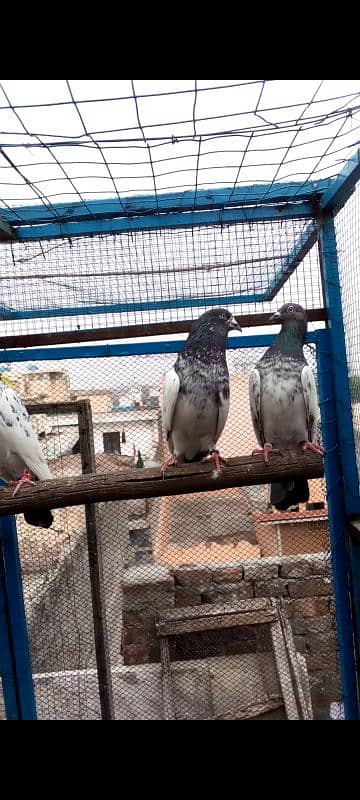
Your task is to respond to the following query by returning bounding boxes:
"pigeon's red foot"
[10,471,35,498]
[160,454,177,473]
[252,442,282,464]
[202,448,226,479]
[299,441,324,456]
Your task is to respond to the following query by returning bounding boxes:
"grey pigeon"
[161,308,241,477]
[249,302,323,511]
[0,378,54,528]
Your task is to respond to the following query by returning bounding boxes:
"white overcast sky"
[0,80,358,388]
[0,80,359,203]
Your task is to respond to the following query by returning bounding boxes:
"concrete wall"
[21,494,152,676]
[92,418,157,458]
[26,501,128,673]
[254,518,329,557]
[12,370,70,402]
[0,652,287,721]
[71,391,113,413]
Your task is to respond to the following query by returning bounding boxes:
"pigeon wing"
[301,365,319,443]
[249,368,265,447]
[162,368,181,452]
[214,388,230,443]
[0,383,52,481]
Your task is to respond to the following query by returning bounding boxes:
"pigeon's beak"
[229,315,242,331]
[269,311,281,322]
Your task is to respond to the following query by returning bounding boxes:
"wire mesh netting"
[0,337,341,720]
[1,78,355,720]
[336,181,360,477]
[0,218,322,335]
[0,80,359,215]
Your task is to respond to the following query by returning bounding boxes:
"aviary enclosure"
[0,80,359,720]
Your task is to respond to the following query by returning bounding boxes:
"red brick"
[283,597,330,618]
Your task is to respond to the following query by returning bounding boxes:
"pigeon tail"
[270,478,309,511]
[184,450,209,463]
[24,476,54,528]
[24,509,54,529]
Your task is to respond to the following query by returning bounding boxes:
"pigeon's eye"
[287,305,294,313]
[219,313,227,320]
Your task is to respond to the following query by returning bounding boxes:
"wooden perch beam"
[0,452,324,517]
[0,308,326,350]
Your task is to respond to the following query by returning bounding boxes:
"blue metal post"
[320,148,360,213]
[265,221,317,300]
[0,332,320,366]
[316,329,359,719]
[1,180,330,226]
[318,214,360,516]
[0,510,37,720]
[0,533,20,720]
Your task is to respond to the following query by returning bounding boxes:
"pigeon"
[0,378,54,528]
[249,302,323,511]
[161,308,241,477]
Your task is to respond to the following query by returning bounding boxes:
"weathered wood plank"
[0,452,324,516]
[157,599,270,623]
[160,638,175,721]
[279,607,312,720]
[78,399,115,722]
[217,696,284,721]
[157,610,277,637]
[296,654,313,720]
[27,401,80,415]
[0,308,327,350]
[270,620,299,720]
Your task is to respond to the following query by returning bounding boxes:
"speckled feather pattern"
[249,309,319,510]
[0,381,52,482]
[163,312,232,464]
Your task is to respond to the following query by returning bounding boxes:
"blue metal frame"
[321,148,360,213]
[0,509,37,720]
[0,151,359,722]
[0,327,358,719]
[316,329,359,719]
[0,332,321,365]
[11,202,314,242]
[318,214,360,517]
[0,152,356,325]
[265,221,317,300]
[0,150,354,320]
[0,194,315,322]
[0,532,19,720]
[0,294,267,322]
[1,180,332,227]
[0,217,13,239]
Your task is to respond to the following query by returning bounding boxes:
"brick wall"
[121,554,340,719]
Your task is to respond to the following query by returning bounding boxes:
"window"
[103,431,121,454]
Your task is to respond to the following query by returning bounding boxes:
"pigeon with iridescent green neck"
[249,302,323,511]
[161,308,241,477]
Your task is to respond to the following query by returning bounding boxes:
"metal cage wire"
[1,79,360,721]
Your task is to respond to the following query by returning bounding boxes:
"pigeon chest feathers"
[177,350,229,414]
[171,351,230,460]
[258,356,308,447]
